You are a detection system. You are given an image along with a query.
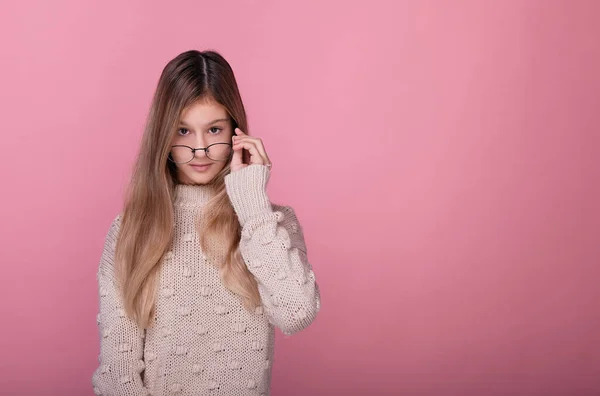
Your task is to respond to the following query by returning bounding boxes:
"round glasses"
[169,143,233,164]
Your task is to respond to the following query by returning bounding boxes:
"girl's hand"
[230,128,273,172]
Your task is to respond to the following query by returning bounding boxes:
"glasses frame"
[168,143,233,164]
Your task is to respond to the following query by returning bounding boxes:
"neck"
[174,183,216,208]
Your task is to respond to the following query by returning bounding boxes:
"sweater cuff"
[225,164,273,225]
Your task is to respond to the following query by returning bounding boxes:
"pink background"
[1,1,599,395]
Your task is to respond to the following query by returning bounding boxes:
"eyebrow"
[179,118,230,127]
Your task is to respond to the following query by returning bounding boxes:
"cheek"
[211,160,229,173]
[172,134,190,145]
[176,163,191,174]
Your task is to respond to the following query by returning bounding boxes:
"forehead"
[180,99,229,125]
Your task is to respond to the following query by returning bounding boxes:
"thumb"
[230,136,244,171]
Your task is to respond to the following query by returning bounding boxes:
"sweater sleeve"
[225,165,321,335]
[92,216,149,396]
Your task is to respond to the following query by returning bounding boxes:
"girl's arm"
[225,165,321,335]
[92,216,148,395]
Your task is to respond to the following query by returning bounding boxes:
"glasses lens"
[206,143,232,161]
[170,146,194,164]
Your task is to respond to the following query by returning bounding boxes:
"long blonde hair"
[115,50,260,329]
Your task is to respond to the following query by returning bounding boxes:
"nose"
[194,134,208,158]
[194,133,208,149]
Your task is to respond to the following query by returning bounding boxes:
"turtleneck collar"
[174,183,216,208]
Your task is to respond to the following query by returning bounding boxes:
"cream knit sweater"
[92,165,320,396]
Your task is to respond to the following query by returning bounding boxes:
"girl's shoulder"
[104,213,123,240]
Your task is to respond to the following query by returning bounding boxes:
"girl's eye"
[209,127,222,135]
[178,128,190,136]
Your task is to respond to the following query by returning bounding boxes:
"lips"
[189,163,212,172]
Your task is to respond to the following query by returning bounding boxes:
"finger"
[231,129,248,148]
[233,129,272,165]
[233,136,270,164]
[246,138,269,162]
[231,131,246,167]
[230,140,244,169]
[232,139,262,161]
[232,140,266,165]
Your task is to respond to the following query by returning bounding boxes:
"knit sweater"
[92,165,321,396]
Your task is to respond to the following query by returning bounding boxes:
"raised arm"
[225,165,321,335]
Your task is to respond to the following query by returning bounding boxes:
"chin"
[178,165,224,185]
[180,173,213,185]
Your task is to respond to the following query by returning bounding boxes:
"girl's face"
[171,99,234,185]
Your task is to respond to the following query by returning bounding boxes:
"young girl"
[92,50,321,396]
